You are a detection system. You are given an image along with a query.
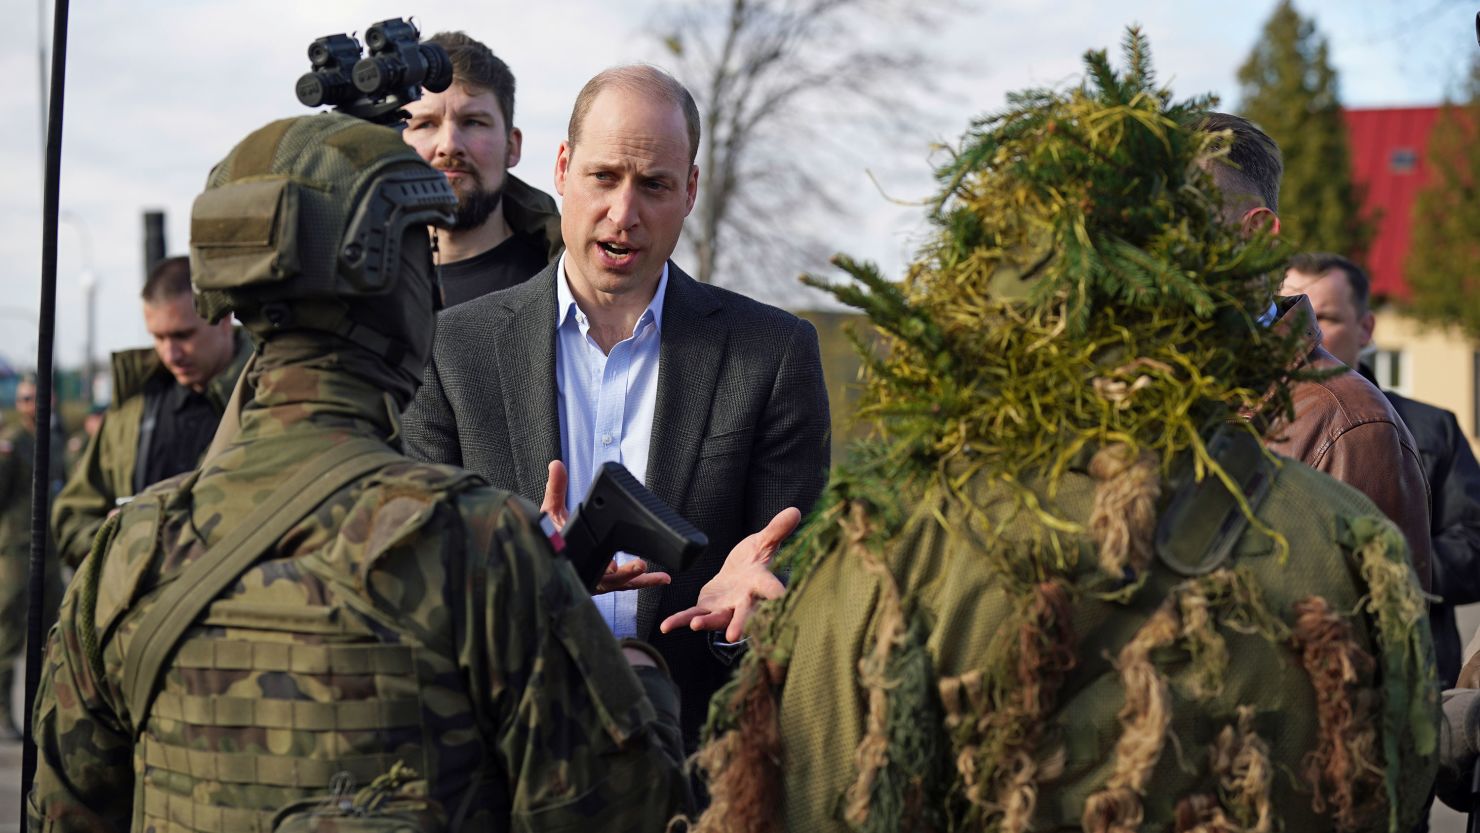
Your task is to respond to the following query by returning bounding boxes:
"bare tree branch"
[653,0,957,291]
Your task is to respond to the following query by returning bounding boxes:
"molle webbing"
[144,788,279,833]
[150,689,420,732]
[122,438,402,734]
[172,638,414,675]
[140,634,427,833]
[142,736,400,789]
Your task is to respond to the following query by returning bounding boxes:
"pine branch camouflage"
[692,30,1438,833]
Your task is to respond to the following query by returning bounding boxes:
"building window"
[1390,148,1418,173]
[1373,348,1408,395]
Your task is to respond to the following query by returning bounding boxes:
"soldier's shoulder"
[1252,454,1408,574]
[366,458,485,494]
[90,474,194,634]
[1266,453,1389,523]
[341,460,527,549]
[109,346,167,403]
[334,459,491,551]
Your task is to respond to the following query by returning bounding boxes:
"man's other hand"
[596,558,672,594]
[542,459,672,594]
[659,507,801,642]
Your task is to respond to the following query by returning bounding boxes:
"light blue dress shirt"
[555,253,668,638]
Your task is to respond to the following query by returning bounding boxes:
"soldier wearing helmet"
[29,113,689,831]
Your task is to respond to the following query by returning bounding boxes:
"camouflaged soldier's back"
[29,358,686,832]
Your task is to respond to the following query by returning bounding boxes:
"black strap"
[132,385,165,495]
[122,438,401,735]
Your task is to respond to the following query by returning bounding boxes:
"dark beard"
[451,183,505,231]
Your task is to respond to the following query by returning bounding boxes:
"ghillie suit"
[689,30,1438,833]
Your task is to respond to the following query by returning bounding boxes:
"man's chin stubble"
[451,186,505,232]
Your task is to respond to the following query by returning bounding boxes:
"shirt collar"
[166,380,206,413]
[555,252,669,337]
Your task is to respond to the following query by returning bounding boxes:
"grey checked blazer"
[402,261,830,746]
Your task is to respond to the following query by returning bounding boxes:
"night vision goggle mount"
[296,18,452,125]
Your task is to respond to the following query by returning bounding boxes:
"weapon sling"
[121,438,401,734]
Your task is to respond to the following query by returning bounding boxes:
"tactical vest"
[118,462,494,833]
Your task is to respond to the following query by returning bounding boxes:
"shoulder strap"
[1153,427,1276,576]
[122,438,402,736]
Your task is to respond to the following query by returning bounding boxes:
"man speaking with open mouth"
[402,64,832,752]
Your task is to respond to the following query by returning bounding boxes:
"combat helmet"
[189,113,456,383]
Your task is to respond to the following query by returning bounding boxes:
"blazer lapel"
[637,263,725,637]
[493,264,562,502]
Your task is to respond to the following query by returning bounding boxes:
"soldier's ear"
[1240,207,1280,238]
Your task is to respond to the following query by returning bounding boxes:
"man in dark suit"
[403,64,831,747]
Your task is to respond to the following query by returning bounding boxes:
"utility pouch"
[272,762,445,833]
[191,175,301,288]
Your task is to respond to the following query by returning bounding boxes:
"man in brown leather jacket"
[1202,113,1432,590]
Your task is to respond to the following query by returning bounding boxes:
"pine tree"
[1405,57,1480,341]
[1237,0,1371,256]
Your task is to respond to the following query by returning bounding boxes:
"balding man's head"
[567,65,701,166]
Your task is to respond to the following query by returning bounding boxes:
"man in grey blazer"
[403,64,830,747]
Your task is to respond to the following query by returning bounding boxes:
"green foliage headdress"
[807,29,1300,507]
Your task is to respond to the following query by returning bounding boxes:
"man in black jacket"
[1284,252,1480,686]
[403,31,562,306]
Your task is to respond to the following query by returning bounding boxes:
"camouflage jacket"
[30,352,688,832]
[720,450,1438,833]
[51,329,251,568]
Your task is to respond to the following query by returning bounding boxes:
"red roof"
[1343,106,1445,300]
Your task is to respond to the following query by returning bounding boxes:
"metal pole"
[143,209,167,282]
[23,0,69,817]
[36,0,48,156]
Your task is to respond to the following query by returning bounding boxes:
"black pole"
[143,209,166,281]
[23,0,69,816]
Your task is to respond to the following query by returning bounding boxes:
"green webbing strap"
[122,438,401,737]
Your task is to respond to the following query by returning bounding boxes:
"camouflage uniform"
[760,460,1434,832]
[30,113,688,832]
[693,33,1437,833]
[51,332,251,569]
[0,420,62,734]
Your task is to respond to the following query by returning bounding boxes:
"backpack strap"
[1153,426,1277,577]
[122,438,402,736]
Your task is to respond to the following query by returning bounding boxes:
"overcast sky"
[1,0,1472,372]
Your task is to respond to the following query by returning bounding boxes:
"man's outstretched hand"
[659,507,801,643]
[541,460,671,594]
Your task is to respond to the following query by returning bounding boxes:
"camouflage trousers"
[0,545,61,722]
